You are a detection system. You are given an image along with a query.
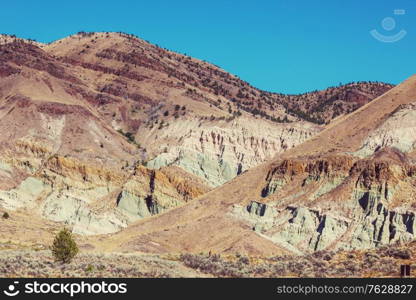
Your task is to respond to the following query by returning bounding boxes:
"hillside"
[277,81,394,124]
[92,74,416,256]
[0,32,313,237]
[0,31,396,246]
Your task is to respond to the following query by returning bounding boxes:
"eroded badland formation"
[0,32,414,277]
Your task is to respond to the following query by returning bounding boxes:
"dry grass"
[180,242,416,278]
[0,250,207,278]
[1,241,415,278]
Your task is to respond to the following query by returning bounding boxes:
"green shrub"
[51,228,79,263]
[85,264,94,273]
[2,212,9,219]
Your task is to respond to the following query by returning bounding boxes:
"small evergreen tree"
[51,228,79,263]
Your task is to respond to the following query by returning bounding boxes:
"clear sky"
[1,0,415,94]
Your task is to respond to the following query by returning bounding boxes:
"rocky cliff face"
[226,83,416,255]
[232,150,416,254]
[145,117,318,187]
[0,150,210,235]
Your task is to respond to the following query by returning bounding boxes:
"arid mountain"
[11,32,324,187]
[93,74,416,256]
[0,31,397,249]
[0,32,306,236]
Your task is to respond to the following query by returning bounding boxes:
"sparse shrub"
[51,228,79,263]
[372,257,396,273]
[85,264,94,273]
[117,129,137,144]
[238,255,250,265]
[123,132,135,143]
[363,252,380,266]
[347,253,355,259]
[323,253,332,261]
[273,262,288,275]
[386,248,411,259]
[2,212,9,219]
[97,265,106,271]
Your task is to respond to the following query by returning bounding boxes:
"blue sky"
[1,0,415,93]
